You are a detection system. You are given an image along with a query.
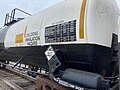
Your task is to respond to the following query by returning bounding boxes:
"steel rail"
[5,66,36,82]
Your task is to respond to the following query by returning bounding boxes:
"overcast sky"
[0,0,120,27]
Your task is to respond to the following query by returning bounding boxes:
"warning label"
[25,31,40,46]
[45,46,55,61]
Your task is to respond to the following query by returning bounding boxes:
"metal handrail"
[4,8,31,26]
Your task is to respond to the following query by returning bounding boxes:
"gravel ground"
[0,80,13,90]
[0,69,36,90]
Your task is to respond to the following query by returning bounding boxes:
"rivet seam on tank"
[79,0,87,39]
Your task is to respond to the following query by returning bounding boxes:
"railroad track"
[0,66,36,90]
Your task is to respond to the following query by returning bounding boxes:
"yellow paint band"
[79,0,87,39]
[24,26,27,37]
[15,33,23,43]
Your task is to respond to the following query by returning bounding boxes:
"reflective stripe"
[15,33,23,43]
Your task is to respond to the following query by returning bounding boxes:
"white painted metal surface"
[4,0,119,48]
[118,16,120,42]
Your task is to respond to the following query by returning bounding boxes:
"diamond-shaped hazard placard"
[45,46,55,61]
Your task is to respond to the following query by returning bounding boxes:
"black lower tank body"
[0,44,113,76]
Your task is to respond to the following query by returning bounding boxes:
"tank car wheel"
[0,60,7,69]
[27,66,38,78]
[31,67,38,78]
[27,71,32,76]
[0,64,6,69]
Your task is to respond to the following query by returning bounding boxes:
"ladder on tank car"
[4,8,31,26]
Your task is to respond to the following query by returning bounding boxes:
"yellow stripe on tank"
[79,0,87,39]
[24,26,28,37]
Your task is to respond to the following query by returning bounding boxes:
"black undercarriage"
[0,44,117,76]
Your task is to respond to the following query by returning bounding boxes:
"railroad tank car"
[0,0,119,84]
